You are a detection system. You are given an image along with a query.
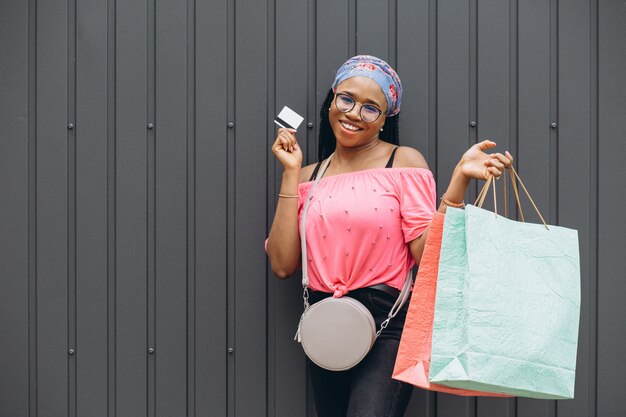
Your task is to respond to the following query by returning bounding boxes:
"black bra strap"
[309,161,324,181]
[385,147,399,168]
[309,147,397,180]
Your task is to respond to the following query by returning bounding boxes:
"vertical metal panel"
[154,0,189,414]
[36,0,69,415]
[185,0,196,415]
[557,0,594,416]
[67,0,78,414]
[226,0,236,412]
[28,1,39,415]
[305,0,318,165]
[477,0,510,150]
[194,0,228,414]
[146,0,157,414]
[356,0,389,61]
[436,0,471,201]
[234,0,268,414]
[597,1,626,416]
[397,0,431,162]
[272,0,311,414]
[146,0,157,413]
[516,0,551,235]
[75,0,109,415]
[507,0,519,223]
[0,1,29,416]
[115,0,148,414]
[467,0,478,202]
[106,0,117,414]
[317,0,349,118]
[475,0,511,221]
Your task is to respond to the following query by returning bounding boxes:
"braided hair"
[317,89,400,161]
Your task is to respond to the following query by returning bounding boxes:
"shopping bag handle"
[475,169,509,218]
[510,165,549,229]
[475,166,549,230]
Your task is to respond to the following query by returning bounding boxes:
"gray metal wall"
[1,0,624,416]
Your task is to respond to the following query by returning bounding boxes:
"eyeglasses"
[334,92,385,123]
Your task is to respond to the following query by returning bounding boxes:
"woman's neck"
[333,138,382,163]
[327,138,389,174]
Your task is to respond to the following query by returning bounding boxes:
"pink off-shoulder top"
[270,166,437,298]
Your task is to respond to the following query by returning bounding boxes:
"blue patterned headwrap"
[331,55,402,117]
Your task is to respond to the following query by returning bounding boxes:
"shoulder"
[299,162,319,184]
[392,146,430,170]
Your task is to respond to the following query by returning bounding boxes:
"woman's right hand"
[272,128,302,171]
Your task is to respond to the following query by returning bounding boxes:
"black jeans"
[307,288,414,417]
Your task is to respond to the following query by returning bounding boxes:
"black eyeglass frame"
[333,92,386,123]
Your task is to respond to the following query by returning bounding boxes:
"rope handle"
[509,166,549,229]
[474,166,549,230]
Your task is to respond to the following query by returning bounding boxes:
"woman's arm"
[267,168,303,279]
[266,128,309,279]
[407,140,513,265]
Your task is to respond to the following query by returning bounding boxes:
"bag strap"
[376,269,413,337]
[510,166,525,222]
[509,166,549,229]
[297,153,412,340]
[300,155,333,290]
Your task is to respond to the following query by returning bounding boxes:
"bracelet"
[278,193,299,199]
[441,194,465,208]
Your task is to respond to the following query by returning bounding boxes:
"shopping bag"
[393,212,510,396]
[430,171,581,399]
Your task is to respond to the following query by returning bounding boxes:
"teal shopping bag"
[429,174,581,400]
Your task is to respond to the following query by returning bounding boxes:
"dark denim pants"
[306,288,414,417]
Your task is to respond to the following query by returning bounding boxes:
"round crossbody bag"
[294,154,412,371]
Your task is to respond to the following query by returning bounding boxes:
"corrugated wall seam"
[66,0,78,413]
[28,0,39,414]
[146,0,157,414]
[106,0,117,414]
[590,0,599,414]
[186,0,197,415]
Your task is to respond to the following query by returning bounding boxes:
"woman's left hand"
[457,140,513,180]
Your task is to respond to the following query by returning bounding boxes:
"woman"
[266,55,512,417]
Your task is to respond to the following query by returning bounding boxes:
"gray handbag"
[295,154,412,371]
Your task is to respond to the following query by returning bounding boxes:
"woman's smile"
[339,120,364,133]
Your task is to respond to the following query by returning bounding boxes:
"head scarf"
[331,55,402,117]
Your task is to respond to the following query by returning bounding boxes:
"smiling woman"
[266,55,513,417]
[331,77,387,146]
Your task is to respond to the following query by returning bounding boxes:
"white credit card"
[274,106,304,131]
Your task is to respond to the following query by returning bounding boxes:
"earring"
[380,128,383,132]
